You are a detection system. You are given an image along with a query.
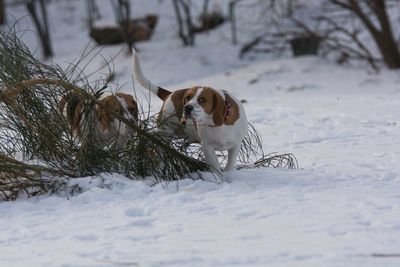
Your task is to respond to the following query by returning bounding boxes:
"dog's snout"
[184,105,193,114]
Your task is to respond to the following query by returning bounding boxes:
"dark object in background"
[290,36,321,57]
[172,0,195,46]
[194,11,225,33]
[0,0,5,25]
[26,0,53,58]
[90,15,158,45]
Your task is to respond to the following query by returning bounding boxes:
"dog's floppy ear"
[169,89,187,118]
[72,103,83,136]
[125,95,138,118]
[60,93,83,136]
[96,105,112,133]
[212,92,225,127]
[181,87,198,105]
[116,93,138,119]
[59,96,67,116]
[224,93,240,125]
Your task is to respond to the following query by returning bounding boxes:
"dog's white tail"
[132,48,171,101]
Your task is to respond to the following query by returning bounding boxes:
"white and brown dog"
[132,49,248,174]
[59,91,138,148]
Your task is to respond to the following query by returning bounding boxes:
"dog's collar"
[208,92,232,127]
[224,101,232,122]
[223,91,233,123]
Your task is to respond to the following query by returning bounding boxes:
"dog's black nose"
[184,105,193,114]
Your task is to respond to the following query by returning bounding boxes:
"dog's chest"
[197,125,238,150]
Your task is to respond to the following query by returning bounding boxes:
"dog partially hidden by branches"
[59,91,138,148]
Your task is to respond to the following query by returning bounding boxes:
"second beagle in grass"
[59,91,138,148]
[132,49,248,174]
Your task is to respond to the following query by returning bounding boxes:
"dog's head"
[181,87,239,127]
[95,93,138,133]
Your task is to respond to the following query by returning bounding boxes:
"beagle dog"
[59,92,138,148]
[132,49,248,174]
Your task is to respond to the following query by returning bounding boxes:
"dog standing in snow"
[132,49,248,174]
[59,91,138,148]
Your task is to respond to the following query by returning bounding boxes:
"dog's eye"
[186,95,192,101]
[198,97,206,104]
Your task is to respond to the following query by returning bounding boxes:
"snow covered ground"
[1,1,400,266]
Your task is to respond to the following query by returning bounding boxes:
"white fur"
[132,49,159,95]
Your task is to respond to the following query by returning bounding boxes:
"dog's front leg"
[202,145,222,176]
[225,144,240,171]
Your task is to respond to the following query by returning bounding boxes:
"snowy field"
[1,1,400,266]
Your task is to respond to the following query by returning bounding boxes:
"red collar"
[224,101,232,121]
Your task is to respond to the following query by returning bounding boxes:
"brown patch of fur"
[156,102,166,125]
[156,92,189,138]
[72,102,83,136]
[96,93,139,132]
[172,88,193,119]
[116,92,138,119]
[197,87,218,115]
[211,91,226,126]
[157,87,171,101]
[223,92,240,125]
[96,95,123,132]
[58,95,68,116]
[59,93,84,136]
[182,87,198,105]
[196,88,240,126]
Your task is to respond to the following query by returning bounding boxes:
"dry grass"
[0,26,209,200]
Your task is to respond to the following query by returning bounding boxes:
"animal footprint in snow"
[127,218,154,228]
[124,207,145,217]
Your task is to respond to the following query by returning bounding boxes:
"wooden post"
[0,0,5,25]
[229,1,237,45]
